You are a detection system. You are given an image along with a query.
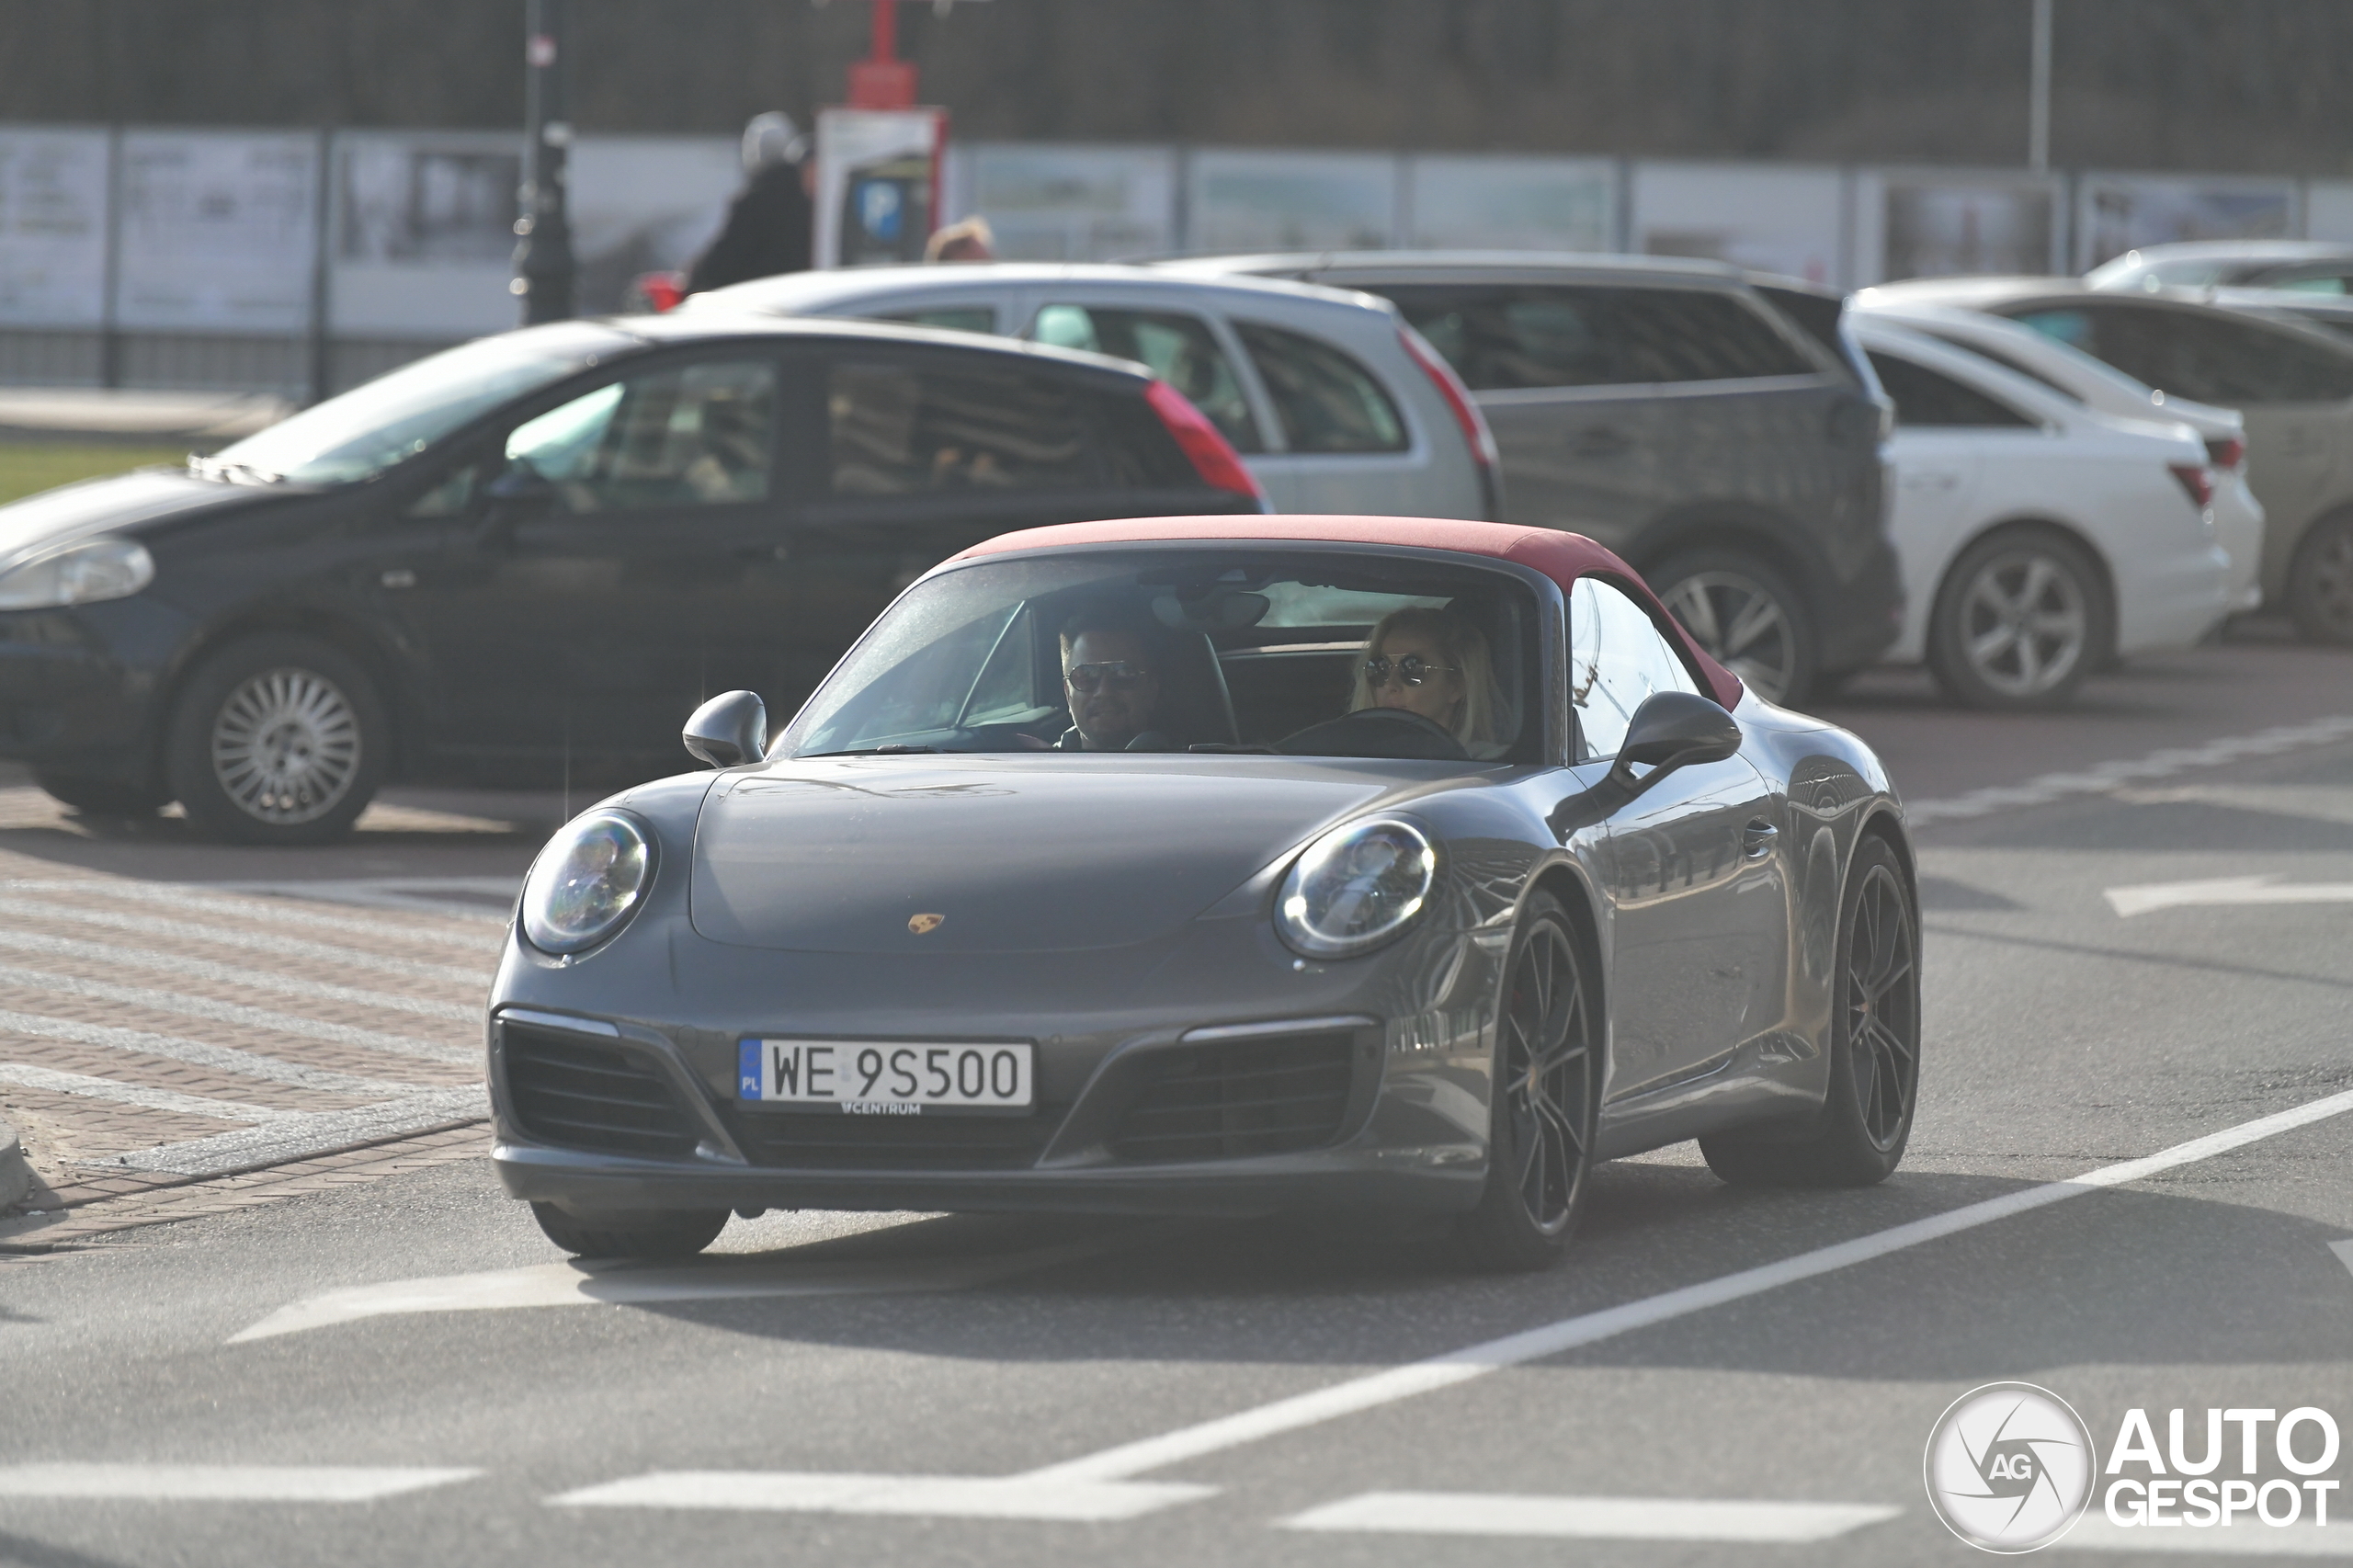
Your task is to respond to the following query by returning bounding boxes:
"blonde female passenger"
[1348,605,1507,758]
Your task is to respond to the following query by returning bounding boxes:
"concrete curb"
[0,1121,28,1213]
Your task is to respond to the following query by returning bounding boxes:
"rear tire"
[1458,892,1599,1272]
[2285,509,2353,645]
[530,1201,730,1260]
[164,633,389,846]
[32,770,169,817]
[1699,835,1919,1187]
[1649,549,1818,709]
[1927,528,2110,710]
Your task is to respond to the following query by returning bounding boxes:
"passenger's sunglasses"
[1363,654,1458,688]
[1064,661,1151,692]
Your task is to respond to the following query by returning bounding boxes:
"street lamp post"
[2028,0,2052,174]
[512,0,575,324]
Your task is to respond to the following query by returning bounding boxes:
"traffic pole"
[513,0,576,324]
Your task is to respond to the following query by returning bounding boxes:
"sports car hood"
[0,469,280,569]
[688,756,1405,954]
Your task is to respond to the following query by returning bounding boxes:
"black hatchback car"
[0,316,1263,843]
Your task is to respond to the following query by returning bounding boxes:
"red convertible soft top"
[954,514,1745,711]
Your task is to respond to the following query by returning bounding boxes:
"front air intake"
[1107,1031,1356,1163]
[502,1022,700,1159]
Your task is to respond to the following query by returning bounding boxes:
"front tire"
[1927,528,2110,710]
[2285,509,2353,644]
[1651,549,1818,709]
[531,1201,730,1260]
[164,634,389,846]
[1700,835,1919,1187]
[1458,892,1599,1272]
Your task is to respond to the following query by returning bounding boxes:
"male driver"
[1058,608,1174,751]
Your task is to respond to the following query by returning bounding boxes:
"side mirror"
[683,690,768,768]
[1608,691,1741,790]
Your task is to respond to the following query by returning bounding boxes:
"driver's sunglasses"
[1363,654,1458,688]
[1064,660,1151,692]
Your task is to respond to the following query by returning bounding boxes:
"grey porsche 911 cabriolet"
[487,514,1919,1271]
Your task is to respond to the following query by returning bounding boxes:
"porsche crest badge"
[907,913,946,935]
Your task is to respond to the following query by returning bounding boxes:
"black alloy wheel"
[1650,549,1818,709]
[164,633,391,846]
[530,1201,731,1260]
[1700,835,1919,1187]
[2287,509,2353,645]
[1460,892,1598,1271]
[1927,528,2109,710]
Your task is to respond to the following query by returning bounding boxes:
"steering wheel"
[1278,706,1470,761]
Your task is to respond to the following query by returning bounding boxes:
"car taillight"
[1397,324,1502,518]
[2204,436,2246,472]
[1143,381,1264,505]
[2168,463,2215,510]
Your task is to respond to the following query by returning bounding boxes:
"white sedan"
[1852,298,2265,612]
[1855,320,2234,710]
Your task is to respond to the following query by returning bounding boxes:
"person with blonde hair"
[1349,605,1502,754]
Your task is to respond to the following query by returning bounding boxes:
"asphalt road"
[2,628,2350,1568]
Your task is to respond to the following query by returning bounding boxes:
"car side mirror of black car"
[683,690,768,768]
[1606,691,1742,793]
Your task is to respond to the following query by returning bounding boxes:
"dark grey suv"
[1167,254,1900,705]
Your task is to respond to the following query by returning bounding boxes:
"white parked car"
[1854,321,2234,710]
[684,265,1499,520]
[1852,298,2265,610]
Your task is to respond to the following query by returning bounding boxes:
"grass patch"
[0,443,192,506]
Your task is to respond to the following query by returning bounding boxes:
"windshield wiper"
[188,456,285,485]
[804,744,943,756]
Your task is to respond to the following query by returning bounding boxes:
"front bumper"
[0,600,179,778]
[486,914,1507,1221]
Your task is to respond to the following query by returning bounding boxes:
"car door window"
[828,356,1093,494]
[1233,322,1406,453]
[1378,283,1813,391]
[1609,289,1818,382]
[503,359,777,511]
[1866,350,2035,427]
[1569,575,1702,761]
[1029,304,1262,452]
[2017,305,2353,406]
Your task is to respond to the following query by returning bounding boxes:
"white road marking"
[230,1237,1108,1343]
[0,1464,479,1502]
[0,879,506,948]
[98,1086,486,1176]
[1012,1087,2353,1490]
[1279,1491,1899,1541]
[0,1063,282,1122]
[0,926,476,1025]
[1906,714,2353,826]
[0,1006,416,1096]
[547,1471,1211,1522]
[2330,1239,2353,1280]
[2103,876,2353,917]
[0,964,470,1065]
[0,901,487,985]
[2057,1516,2353,1555]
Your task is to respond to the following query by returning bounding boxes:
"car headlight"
[521,810,654,955]
[1276,817,1438,959]
[0,537,154,610]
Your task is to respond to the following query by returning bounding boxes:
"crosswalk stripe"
[0,879,505,951]
[0,902,488,985]
[546,1471,1212,1522]
[0,1006,418,1096]
[1279,1492,1900,1542]
[0,927,476,1024]
[100,1086,488,1174]
[0,963,471,1065]
[0,1063,283,1122]
[0,1464,480,1502]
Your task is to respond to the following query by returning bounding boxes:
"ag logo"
[1925,1381,2095,1552]
[906,913,945,936]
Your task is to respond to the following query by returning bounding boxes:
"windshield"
[199,322,635,485]
[783,548,1543,765]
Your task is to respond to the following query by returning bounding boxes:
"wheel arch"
[1627,506,1836,622]
[1520,857,1609,1063]
[146,607,418,786]
[1931,514,2120,658]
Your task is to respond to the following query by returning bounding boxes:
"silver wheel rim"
[1663,571,1797,702]
[210,666,362,825]
[1957,549,2088,698]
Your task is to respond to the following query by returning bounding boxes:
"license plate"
[738,1039,1034,1115]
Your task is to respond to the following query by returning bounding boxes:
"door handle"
[1743,820,1779,858]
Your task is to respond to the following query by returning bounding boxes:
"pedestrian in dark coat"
[686,112,815,295]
